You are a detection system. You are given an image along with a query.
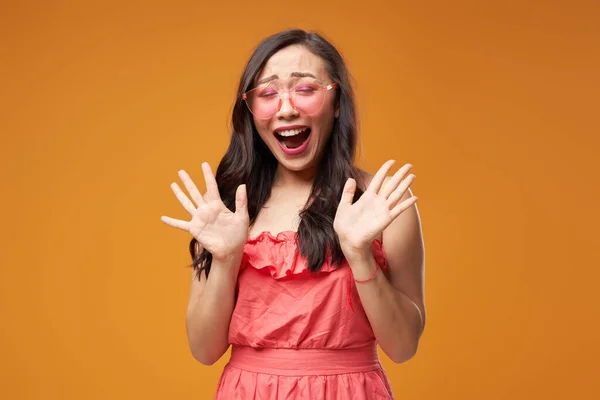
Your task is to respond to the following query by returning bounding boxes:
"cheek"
[317,96,337,125]
[253,119,272,142]
[312,107,336,140]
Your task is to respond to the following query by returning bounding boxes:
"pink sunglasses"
[242,78,337,119]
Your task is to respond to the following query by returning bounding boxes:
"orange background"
[1,1,599,399]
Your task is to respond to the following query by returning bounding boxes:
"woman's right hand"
[161,162,249,263]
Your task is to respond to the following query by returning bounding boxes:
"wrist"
[212,250,244,270]
[209,256,243,287]
[344,250,379,283]
[340,244,372,264]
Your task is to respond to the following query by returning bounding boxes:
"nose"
[275,92,299,119]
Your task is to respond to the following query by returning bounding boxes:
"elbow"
[389,348,417,364]
[190,346,226,366]
[187,329,229,365]
[191,353,219,366]
[385,341,420,364]
[388,321,426,363]
[185,315,229,365]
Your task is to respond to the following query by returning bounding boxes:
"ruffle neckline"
[246,230,298,244]
[242,230,388,280]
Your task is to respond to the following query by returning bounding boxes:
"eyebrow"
[256,72,318,85]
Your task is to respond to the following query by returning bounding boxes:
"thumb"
[235,184,248,217]
[339,178,356,206]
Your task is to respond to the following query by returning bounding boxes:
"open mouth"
[274,127,311,149]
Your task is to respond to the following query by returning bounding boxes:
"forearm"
[185,254,241,365]
[347,250,423,363]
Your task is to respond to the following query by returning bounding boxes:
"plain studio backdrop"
[1,1,598,399]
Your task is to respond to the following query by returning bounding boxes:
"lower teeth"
[280,129,309,149]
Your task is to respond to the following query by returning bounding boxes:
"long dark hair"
[190,29,364,279]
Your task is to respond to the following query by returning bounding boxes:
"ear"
[334,102,340,118]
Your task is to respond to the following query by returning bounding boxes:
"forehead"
[257,44,328,82]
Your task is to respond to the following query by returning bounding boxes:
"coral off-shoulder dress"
[215,230,394,399]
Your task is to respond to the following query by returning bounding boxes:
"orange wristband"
[354,263,379,283]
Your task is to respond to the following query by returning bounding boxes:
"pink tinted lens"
[246,87,280,118]
[292,83,324,114]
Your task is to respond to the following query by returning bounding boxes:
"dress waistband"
[228,345,382,376]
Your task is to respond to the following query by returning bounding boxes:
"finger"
[235,184,248,217]
[178,170,204,206]
[202,162,222,202]
[381,163,413,199]
[367,160,396,194]
[339,178,357,205]
[390,196,418,220]
[170,182,196,215]
[387,174,416,209]
[160,216,191,232]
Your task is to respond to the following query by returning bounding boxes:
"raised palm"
[161,162,249,262]
[334,160,418,252]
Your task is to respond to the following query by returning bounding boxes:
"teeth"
[276,128,308,137]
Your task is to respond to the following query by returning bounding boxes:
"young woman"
[161,28,426,399]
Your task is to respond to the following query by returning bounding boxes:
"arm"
[185,252,242,365]
[161,163,249,365]
[334,161,426,363]
[346,186,425,363]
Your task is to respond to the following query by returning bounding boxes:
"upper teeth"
[277,128,307,137]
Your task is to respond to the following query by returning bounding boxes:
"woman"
[161,29,426,399]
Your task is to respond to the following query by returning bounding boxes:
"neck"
[273,164,316,190]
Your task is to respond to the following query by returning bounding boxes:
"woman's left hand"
[333,160,418,258]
